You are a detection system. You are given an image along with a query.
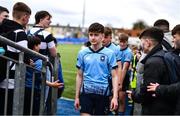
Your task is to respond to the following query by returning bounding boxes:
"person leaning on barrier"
[0,2,31,115]
[24,36,63,115]
[0,6,9,80]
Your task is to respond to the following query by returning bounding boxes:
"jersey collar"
[89,46,104,53]
[106,43,111,48]
[120,46,128,51]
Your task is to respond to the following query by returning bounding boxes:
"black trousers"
[0,88,14,115]
[23,87,41,115]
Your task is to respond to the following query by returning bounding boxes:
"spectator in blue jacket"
[24,36,63,115]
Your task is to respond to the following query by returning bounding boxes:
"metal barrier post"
[39,61,47,115]
[51,55,59,114]
[4,61,10,115]
[12,52,26,115]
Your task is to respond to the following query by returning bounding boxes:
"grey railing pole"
[4,61,10,115]
[39,62,47,115]
[0,35,48,61]
[51,55,59,114]
[12,52,26,115]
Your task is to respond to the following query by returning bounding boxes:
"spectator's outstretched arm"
[46,80,64,88]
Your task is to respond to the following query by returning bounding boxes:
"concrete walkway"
[57,97,79,115]
[57,97,133,115]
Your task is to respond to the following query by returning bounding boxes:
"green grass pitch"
[57,44,82,99]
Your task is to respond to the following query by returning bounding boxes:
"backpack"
[162,39,173,51]
[163,51,180,83]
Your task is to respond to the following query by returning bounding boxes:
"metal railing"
[0,35,59,115]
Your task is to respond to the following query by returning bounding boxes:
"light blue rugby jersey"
[76,47,117,96]
[106,43,121,62]
[117,46,133,65]
[117,46,133,75]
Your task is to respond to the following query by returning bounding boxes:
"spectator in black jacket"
[126,27,174,115]
[0,2,31,115]
[0,6,9,24]
[154,19,173,50]
[147,24,180,114]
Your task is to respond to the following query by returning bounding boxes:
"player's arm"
[117,61,122,89]
[74,69,83,110]
[49,46,57,57]
[47,35,57,57]
[111,68,119,110]
[119,61,130,86]
[115,48,123,89]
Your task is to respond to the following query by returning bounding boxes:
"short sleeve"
[76,51,83,70]
[109,52,118,70]
[124,51,133,62]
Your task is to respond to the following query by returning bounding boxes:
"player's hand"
[74,98,80,110]
[110,97,118,111]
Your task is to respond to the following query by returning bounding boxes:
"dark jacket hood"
[0,19,24,34]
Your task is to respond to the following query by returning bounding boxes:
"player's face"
[173,33,180,49]
[88,32,103,45]
[21,14,30,27]
[34,44,41,52]
[119,40,128,50]
[41,16,51,28]
[102,35,111,47]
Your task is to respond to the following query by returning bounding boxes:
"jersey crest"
[100,55,105,62]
